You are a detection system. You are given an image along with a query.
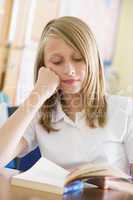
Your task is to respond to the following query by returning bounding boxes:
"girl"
[0,16,133,179]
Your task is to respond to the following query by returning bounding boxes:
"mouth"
[62,79,80,85]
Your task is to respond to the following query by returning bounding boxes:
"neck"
[62,93,84,121]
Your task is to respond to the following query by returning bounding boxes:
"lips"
[62,79,80,84]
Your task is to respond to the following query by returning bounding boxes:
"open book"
[11,157,131,194]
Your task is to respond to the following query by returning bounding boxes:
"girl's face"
[44,37,86,94]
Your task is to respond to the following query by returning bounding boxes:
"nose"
[63,62,76,76]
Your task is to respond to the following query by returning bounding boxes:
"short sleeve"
[124,98,133,163]
[18,117,38,158]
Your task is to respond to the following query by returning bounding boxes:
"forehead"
[44,37,80,56]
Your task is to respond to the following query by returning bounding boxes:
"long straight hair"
[34,16,107,133]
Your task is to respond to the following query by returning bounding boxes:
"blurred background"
[0,0,133,107]
[0,0,133,170]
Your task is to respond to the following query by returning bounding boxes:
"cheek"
[45,63,55,71]
[46,64,64,83]
[78,65,86,80]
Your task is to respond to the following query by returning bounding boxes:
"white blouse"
[20,95,133,173]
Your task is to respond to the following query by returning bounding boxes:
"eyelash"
[53,58,83,65]
[74,58,83,62]
[53,61,62,65]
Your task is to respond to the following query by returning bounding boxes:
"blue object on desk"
[17,147,41,171]
[64,180,84,194]
[6,160,17,169]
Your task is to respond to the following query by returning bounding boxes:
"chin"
[61,87,81,94]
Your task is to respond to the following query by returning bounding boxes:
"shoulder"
[105,95,133,139]
[107,94,133,116]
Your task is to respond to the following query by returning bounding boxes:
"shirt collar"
[52,101,85,126]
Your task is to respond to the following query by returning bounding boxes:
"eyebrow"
[49,53,62,57]
[49,52,82,58]
[48,55,63,61]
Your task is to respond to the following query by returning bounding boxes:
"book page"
[65,163,131,185]
[12,157,69,187]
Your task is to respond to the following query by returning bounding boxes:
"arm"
[0,67,59,167]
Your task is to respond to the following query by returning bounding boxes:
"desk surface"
[1,168,133,200]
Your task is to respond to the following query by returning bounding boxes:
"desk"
[1,168,133,200]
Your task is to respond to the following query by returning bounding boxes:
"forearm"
[0,87,47,164]
[0,67,59,166]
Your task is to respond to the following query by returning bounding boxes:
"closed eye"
[52,61,63,65]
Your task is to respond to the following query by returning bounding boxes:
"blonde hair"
[34,16,107,133]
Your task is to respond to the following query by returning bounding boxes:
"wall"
[113,0,133,96]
